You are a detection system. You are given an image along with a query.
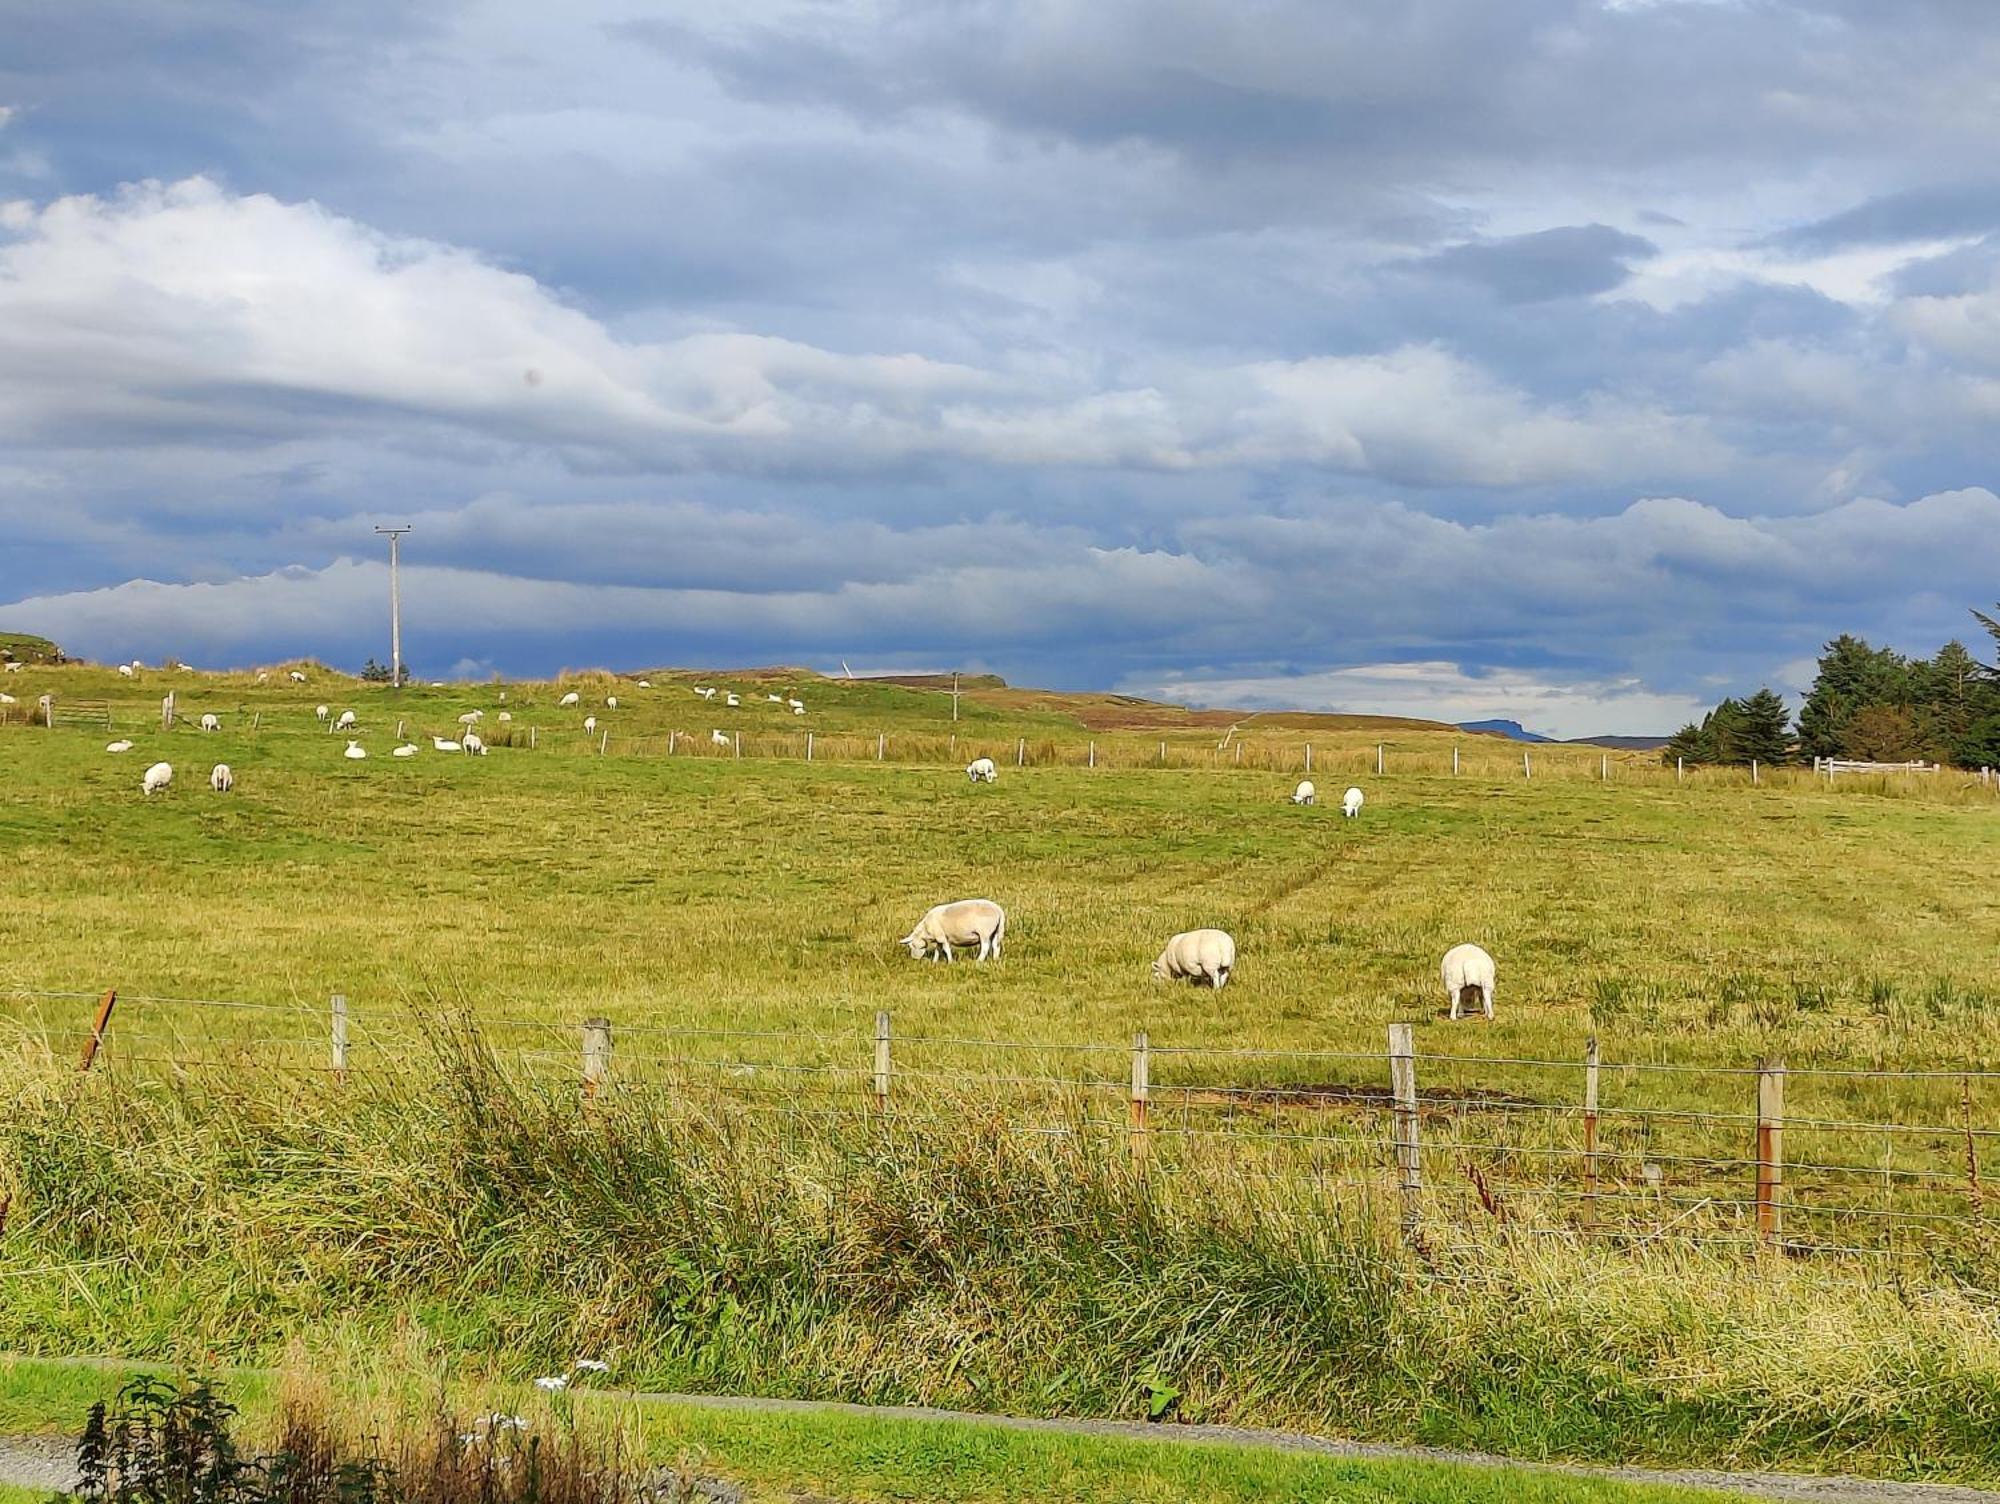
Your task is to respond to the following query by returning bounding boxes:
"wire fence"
[6,984,1999,1262]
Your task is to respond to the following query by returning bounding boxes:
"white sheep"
[256,671,270,683]
[497,711,512,723]
[1153,929,1236,988]
[432,736,462,752]
[344,740,367,760]
[289,670,307,682]
[1342,786,1365,818]
[336,710,357,730]
[901,898,1006,963]
[1292,779,1316,806]
[637,680,652,689]
[131,660,143,670]
[393,743,419,758]
[3,661,21,672]
[725,692,740,707]
[560,691,581,707]
[117,664,134,678]
[1442,943,1496,1021]
[605,696,619,709]
[199,713,221,733]
[106,739,134,754]
[315,704,330,722]
[176,662,193,672]
[583,716,597,734]
[792,704,806,716]
[458,711,483,726]
[965,757,998,783]
[142,761,172,794]
[711,729,731,748]
[693,685,714,699]
[209,764,233,793]
[0,692,14,704]
[462,732,487,755]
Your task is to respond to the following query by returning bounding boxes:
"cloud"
[1410,225,1658,303]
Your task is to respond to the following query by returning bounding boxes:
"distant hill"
[1459,718,1554,743]
[0,631,62,664]
[1565,734,1671,751]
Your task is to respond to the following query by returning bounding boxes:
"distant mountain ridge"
[1459,718,1669,751]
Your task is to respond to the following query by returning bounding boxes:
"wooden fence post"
[734,731,741,760]
[806,732,814,761]
[78,989,118,1072]
[877,732,885,761]
[583,1019,613,1100]
[1016,737,1025,767]
[1088,740,1096,768]
[1452,744,1459,776]
[1676,756,1684,783]
[1305,743,1313,774]
[38,694,53,730]
[874,1010,891,1114]
[1523,751,1532,780]
[1158,739,1166,766]
[530,726,537,750]
[162,693,175,730]
[1756,1057,1785,1246]
[1600,753,1608,781]
[1583,1036,1600,1222]
[600,729,610,756]
[1129,1032,1150,1171]
[1752,759,1759,786]
[331,992,348,1082]
[1388,1022,1420,1240]
[1233,742,1241,765]
[1376,743,1384,775]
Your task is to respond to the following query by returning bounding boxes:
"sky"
[2,1,1999,735]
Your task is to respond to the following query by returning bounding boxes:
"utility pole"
[374,525,412,686]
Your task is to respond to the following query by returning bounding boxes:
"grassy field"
[6,663,2000,1481]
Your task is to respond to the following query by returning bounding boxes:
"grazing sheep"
[583,716,597,734]
[117,664,134,678]
[637,680,652,688]
[142,761,172,795]
[965,757,998,783]
[0,692,13,704]
[336,710,357,730]
[343,740,367,760]
[725,692,740,707]
[199,713,221,732]
[462,732,487,755]
[1441,943,1496,1021]
[176,662,193,672]
[393,743,419,758]
[289,670,307,682]
[256,671,270,683]
[788,698,805,712]
[131,660,143,670]
[1153,928,1236,988]
[458,711,483,726]
[560,691,581,707]
[693,685,714,700]
[106,739,134,753]
[315,704,330,722]
[497,711,512,723]
[3,661,20,672]
[901,898,1006,963]
[209,764,233,793]
[1342,786,1364,818]
[432,736,462,752]
[1292,780,1316,806]
[711,729,731,747]
[605,695,619,709]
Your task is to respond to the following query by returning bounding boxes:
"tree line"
[1665,605,2000,768]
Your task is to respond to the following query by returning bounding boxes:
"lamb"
[336,710,357,730]
[605,695,618,710]
[583,715,597,734]
[1292,780,1316,806]
[209,764,233,793]
[462,732,487,755]
[1342,786,1364,818]
[106,740,134,753]
[315,704,330,722]
[432,736,462,752]
[711,729,731,747]
[560,691,581,707]
[343,740,367,760]
[1441,943,1496,1021]
[393,743,419,758]
[1153,928,1236,989]
[117,664,134,678]
[900,898,1006,963]
[965,757,998,783]
[289,670,307,682]
[200,713,221,732]
[142,761,172,795]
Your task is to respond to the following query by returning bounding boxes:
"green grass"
[0,1357,1737,1504]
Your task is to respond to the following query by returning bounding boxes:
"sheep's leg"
[1448,987,1461,1021]
[1483,986,1494,1020]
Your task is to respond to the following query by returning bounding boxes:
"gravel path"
[8,1390,1999,1504]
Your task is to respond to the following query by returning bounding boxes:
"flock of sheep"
[933,762,1496,1018]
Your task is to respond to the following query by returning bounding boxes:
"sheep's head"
[1151,953,1170,981]
[900,931,928,959]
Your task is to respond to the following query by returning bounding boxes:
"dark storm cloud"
[1409,225,1658,304]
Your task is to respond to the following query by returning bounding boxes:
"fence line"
[13,987,2000,1259]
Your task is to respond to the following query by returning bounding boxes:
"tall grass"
[6,1028,2000,1481]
